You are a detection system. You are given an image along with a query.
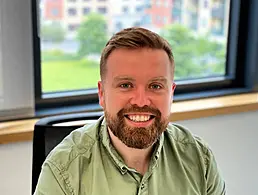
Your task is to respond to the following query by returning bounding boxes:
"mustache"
[117,105,161,117]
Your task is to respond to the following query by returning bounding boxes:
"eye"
[150,83,162,90]
[120,83,133,89]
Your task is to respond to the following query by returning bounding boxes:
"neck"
[108,128,154,175]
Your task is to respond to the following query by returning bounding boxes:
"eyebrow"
[149,77,168,84]
[113,76,168,84]
[113,76,136,83]
[112,76,135,87]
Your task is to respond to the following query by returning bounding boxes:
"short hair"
[100,27,174,80]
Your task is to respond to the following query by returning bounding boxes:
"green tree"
[41,22,66,43]
[76,13,108,57]
[160,24,226,80]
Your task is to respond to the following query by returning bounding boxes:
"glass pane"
[39,0,230,93]
[0,21,3,99]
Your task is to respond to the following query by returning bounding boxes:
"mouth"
[124,114,155,122]
[124,113,155,127]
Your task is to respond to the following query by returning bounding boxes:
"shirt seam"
[47,159,75,195]
[46,135,97,194]
[172,138,209,195]
[50,137,96,168]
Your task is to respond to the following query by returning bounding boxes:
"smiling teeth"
[128,115,151,122]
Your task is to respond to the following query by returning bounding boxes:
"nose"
[129,87,151,107]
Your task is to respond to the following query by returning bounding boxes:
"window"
[68,24,79,31]
[204,0,209,8]
[163,17,168,24]
[202,18,207,27]
[122,6,129,13]
[133,21,141,27]
[31,0,258,115]
[211,18,224,35]
[189,13,198,30]
[83,7,91,15]
[97,7,107,14]
[135,6,142,12]
[51,8,59,16]
[116,22,123,31]
[156,15,161,23]
[142,15,152,25]
[174,0,182,8]
[164,1,169,7]
[68,8,77,16]
[156,0,161,7]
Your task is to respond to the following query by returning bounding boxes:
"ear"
[170,82,176,102]
[172,82,176,91]
[98,81,105,108]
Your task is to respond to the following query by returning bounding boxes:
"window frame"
[32,0,258,116]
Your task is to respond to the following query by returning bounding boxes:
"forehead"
[105,48,172,81]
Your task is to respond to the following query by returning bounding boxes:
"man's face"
[98,48,176,149]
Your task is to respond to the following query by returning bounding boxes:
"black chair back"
[32,111,103,194]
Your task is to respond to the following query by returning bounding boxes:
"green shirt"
[34,116,226,195]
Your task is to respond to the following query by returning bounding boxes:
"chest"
[76,160,205,195]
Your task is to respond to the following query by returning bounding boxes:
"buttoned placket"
[136,155,159,195]
[137,179,148,195]
[100,118,164,195]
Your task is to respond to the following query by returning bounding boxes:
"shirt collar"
[99,117,164,174]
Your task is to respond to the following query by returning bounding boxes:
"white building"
[63,0,112,38]
[172,0,230,42]
[110,0,147,34]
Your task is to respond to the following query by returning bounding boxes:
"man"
[34,27,226,195]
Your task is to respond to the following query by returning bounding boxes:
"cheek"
[161,105,171,117]
[104,92,128,112]
[157,97,172,116]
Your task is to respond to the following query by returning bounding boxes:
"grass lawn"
[42,60,100,93]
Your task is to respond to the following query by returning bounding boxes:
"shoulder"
[35,117,105,194]
[166,123,211,149]
[164,124,225,193]
[165,123,213,168]
[44,116,104,170]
